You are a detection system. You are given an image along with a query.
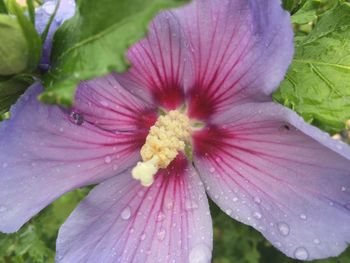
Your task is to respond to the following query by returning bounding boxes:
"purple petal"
[174,0,294,120]
[193,102,350,260]
[0,84,145,233]
[74,74,157,132]
[35,0,75,68]
[117,11,191,110]
[56,155,212,263]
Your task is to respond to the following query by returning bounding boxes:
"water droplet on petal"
[100,100,109,107]
[254,197,261,204]
[253,212,262,219]
[165,200,173,210]
[120,206,131,220]
[189,243,211,263]
[0,206,7,212]
[104,156,112,164]
[277,222,290,236]
[299,213,307,220]
[341,186,347,192]
[2,163,8,168]
[294,247,309,260]
[140,233,146,241]
[185,199,198,211]
[232,197,238,202]
[70,112,84,125]
[156,211,166,222]
[313,238,321,245]
[157,228,166,241]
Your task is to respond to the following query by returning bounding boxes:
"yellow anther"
[132,110,191,187]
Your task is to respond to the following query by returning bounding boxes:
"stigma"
[132,110,191,187]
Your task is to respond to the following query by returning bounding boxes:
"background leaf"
[7,0,42,72]
[40,0,190,107]
[0,15,29,76]
[291,0,318,24]
[26,0,36,25]
[0,75,33,120]
[0,0,7,13]
[274,1,350,133]
[0,189,88,263]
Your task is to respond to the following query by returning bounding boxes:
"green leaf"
[0,188,89,262]
[0,0,7,13]
[282,0,310,14]
[6,0,42,72]
[40,0,190,107]
[274,2,350,133]
[0,15,29,75]
[291,0,319,24]
[26,0,36,25]
[0,75,33,120]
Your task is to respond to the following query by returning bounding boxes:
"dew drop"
[70,112,84,125]
[313,238,321,245]
[140,233,146,241]
[120,206,131,220]
[165,200,173,210]
[100,100,109,107]
[232,197,238,202]
[254,197,261,204]
[2,162,8,168]
[294,247,309,260]
[0,206,7,212]
[156,211,166,222]
[253,211,262,219]
[185,199,198,211]
[299,213,307,220]
[341,186,347,192]
[209,167,215,173]
[157,228,166,241]
[277,222,290,236]
[104,156,112,164]
[189,243,211,263]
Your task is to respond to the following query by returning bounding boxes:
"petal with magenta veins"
[174,0,294,119]
[193,102,350,260]
[117,11,191,110]
[74,74,157,132]
[56,155,212,263]
[0,84,144,233]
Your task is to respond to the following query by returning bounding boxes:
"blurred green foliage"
[0,189,89,263]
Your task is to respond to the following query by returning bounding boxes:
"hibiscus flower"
[1,0,350,262]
